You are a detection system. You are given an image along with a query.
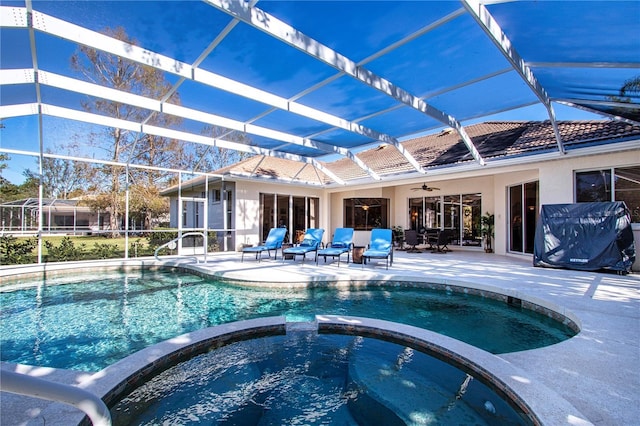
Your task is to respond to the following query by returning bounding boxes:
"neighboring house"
[161,120,640,270]
[0,198,111,235]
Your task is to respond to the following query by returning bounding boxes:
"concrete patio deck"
[1,248,638,425]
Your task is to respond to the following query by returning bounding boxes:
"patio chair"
[282,228,325,263]
[241,227,287,262]
[430,229,451,253]
[362,228,393,269]
[316,228,354,267]
[404,229,422,253]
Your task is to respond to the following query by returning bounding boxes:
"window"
[226,190,232,232]
[576,166,640,223]
[576,170,611,202]
[54,215,74,228]
[344,198,389,230]
[211,188,221,203]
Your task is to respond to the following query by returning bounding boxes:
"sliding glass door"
[508,181,538,254]
[408,193,481,247]
[260,193,320,243]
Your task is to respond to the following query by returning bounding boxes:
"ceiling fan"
[411,183,440,192]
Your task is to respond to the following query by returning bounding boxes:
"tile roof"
[212,120,640,186]
[214,155,333,186]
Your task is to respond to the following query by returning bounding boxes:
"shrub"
[93,242,119,259]
[45,237,85,262]
[207,231,219,251]
[129,239,149,257]
[0,235,37,264]
[146,230,178,250]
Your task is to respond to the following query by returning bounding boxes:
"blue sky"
[1,1,637,184]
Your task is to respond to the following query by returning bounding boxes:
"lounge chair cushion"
[363,249,390,258]
[241,227,287,262]
[300,237,316,247]
[362,229,393,269]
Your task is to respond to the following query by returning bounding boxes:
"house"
[0,198,111,235]
[161,120,640,271]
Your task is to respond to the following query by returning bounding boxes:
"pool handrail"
[0,369,112,426]
[154,231,207,263]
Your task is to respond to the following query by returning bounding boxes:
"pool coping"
[12,316,286,426]
[316,315,587,426]
[0,258,582,334]
[3,253,637,425]
[21,315,588,426]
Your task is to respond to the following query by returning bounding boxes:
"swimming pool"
[0,268,577,371]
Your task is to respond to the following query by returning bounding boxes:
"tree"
[71,27,183,235]
[0,152,9,187]
[128,183,168,229]
[0,154,40,202]
[23,145,95,199]
[607,75,640,122]
[192,125,253,172]
[126,132,183,229]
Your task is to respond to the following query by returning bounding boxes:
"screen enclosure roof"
[1,0,638,187]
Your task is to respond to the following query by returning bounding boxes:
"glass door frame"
[508,180,539,254]
[408,193,482,247]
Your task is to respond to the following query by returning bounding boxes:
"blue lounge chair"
[362,228,393,269]
[282,228,324,263]
[241,227,287,262]
[316,228,354,267]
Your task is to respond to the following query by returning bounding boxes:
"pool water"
[0,270,576,371]
[111,332,530,425]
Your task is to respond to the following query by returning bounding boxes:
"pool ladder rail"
[0,369,111,426]
[154,231,208,264]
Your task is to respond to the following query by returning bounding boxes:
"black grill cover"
[534,202,635,272]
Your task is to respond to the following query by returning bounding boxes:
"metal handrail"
[0,369,111,426]
[154,231,207,263]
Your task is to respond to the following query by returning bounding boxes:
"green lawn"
[2,231,218,264]
[3,234,156,264]
[39,235,131,251]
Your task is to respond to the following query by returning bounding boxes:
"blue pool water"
[0,269,576,371]
[111,332,531,425]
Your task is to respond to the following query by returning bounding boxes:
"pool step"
[347,345,482,425]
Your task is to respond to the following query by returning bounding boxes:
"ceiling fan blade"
[411,184,439,191]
